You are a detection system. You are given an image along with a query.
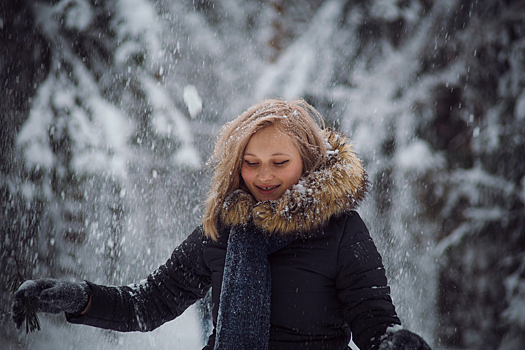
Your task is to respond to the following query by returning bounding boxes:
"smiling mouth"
[256,185,280,191]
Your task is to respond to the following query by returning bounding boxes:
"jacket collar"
[219,129,368,237]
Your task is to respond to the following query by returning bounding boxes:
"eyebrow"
[244,152,291,157]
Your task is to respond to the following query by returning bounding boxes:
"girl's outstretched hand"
[12,278,90,330]
[379,329,432,350]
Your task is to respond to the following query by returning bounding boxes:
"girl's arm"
[336,212,401,349]
[67,226,212,332]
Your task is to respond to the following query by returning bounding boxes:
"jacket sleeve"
[336,212,401,350]
[67,226,212,332]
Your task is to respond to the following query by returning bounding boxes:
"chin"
[262,194,282,202]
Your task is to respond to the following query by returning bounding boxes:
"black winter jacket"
[68,213,399,350]
[68,130,401,349]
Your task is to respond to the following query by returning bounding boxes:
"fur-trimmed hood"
[219,129,368,237]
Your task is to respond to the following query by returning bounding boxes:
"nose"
[257,164,274,182]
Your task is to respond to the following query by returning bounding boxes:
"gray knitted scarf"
[213,223,295,350]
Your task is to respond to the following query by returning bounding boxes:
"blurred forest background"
[2,0,525,349]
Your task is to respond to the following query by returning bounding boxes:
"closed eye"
[244,160,258,166]
[274,160,289,165]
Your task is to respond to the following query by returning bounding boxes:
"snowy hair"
[203,98,328,240]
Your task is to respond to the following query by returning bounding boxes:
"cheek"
[240,166,252,184]
[281,165,303,186]
[290,170,302,185]
[289,163,303,183]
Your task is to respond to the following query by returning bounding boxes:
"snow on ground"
[16,305,203,350]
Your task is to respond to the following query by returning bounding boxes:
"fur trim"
[220,130,368,236]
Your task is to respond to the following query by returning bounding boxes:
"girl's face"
[241,125,303,202]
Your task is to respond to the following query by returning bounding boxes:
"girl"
[13,99,431,350]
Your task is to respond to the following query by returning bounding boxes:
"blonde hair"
[203,99,328,240]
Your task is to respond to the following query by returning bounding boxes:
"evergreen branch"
[24,297,41,333]
[7,271,42,333]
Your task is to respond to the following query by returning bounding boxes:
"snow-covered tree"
[2,0,525,349]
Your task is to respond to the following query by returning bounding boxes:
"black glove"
[12,278,90,329]
[379,329,432,350]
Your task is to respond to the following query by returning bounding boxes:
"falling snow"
[2,1,525,350]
